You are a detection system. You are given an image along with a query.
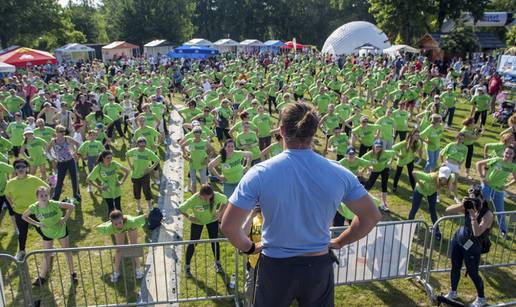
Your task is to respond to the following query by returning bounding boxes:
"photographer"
[444,186,493,307]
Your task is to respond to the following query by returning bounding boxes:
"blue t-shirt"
[229,149,367,258]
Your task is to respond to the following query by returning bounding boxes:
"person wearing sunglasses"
[5,159,49,260]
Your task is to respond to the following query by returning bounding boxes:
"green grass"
[0,93,515,307]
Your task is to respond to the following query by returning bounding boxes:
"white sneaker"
[135,267,144,279]
[471,296,487,307]
[15,250,25,261]
[436,195,440,203]
[111,271,120,283]
[445,291,458,300]
[87,185,92,193]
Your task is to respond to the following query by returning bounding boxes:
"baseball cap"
[438,166,452,179]
[192,120,201,127]
[346,147,356,155]
[23,128,34,135]
[373,140,383,147]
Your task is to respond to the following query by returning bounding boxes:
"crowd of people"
[0,50,514,306]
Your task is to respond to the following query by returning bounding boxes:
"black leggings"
[53,159,80,201]
[105,197,121,217]
[474,110,487,127]
[395,131,407,142]
[365,168,390,193]
[215,127,231,142]
[14,213,29,251]
[268,96,277,115]
[359,144,371,157]
[107,118,125,139]
[393,161,416,190]
[465,144,474,169]
[450,236,484,298]
[185,221,220,265]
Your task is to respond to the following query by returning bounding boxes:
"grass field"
[0,93,514,306]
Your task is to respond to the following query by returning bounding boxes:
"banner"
[333,223,417,283]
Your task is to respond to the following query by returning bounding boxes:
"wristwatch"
[243,242,256,255]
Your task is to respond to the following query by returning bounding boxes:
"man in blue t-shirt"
[221,102,381,307]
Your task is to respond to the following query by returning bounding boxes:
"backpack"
[148,207,163,230]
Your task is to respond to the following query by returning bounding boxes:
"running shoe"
[71,272,78,284]
[135,267,144,279]
[16,250,25,261]
[214,261,223,273]
[444,291,458,300]
[184,266,192,278]
[471,297,487,307]
[32,276,47,287]
[111,271,120,283]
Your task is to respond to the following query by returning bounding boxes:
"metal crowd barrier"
[0,216,513,306]
[421,211,516,305]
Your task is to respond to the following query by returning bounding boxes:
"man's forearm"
[333,216,377,248]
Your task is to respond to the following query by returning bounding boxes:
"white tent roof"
[213,39,240,46]
[184,38,212,46]
[240,39,264,46]
[322,21,391,55]
[55,43,94,53]
[0,62,15,73]
[383,44,419,54]
[144,39,173,47]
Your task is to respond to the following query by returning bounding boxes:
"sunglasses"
[15,164,27,170]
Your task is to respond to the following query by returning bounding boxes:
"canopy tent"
[167,45,219,59]
[55,43,95,63]
[262,40,285,54]
[0,47,57,67]
[184,38,213,47]
[0,46,21,56]
[383,44,419,56]
[0,62,15,73]
[322,21,391,55]
[213,39,240,53]
[238,39,263,54]
[102,41,140,61]
[282,41,305,50]
[144,39,175,58]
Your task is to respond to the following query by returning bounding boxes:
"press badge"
[463,239,474,250]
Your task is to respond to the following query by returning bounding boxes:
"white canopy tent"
[383,44,419,56]
[144,39,174,58]
[322,21,391,55]
[213,39,240,53]
[0,62,15,73]
[238,39,264,54]
[184,38,213,47]
[55,43,95,63]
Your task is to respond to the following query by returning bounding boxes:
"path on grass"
[141,108,184,305]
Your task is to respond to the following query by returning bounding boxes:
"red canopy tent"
[0,47,57,67]
[282,41,305,50]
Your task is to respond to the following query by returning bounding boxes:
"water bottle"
[229,274,236,289]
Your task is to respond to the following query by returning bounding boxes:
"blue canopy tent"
[262,40,285,54]
[167,45,219,59]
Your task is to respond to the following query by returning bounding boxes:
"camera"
[463,197,481,210]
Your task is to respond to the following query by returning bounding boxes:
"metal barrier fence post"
[0,254,33,307]
[422,211,516,305]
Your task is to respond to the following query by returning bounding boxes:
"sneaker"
[444,124,449,129]
[136,206,143,215]
[32,276,47,287]
[214,262,223,273]
[87,185,92,193]
[445,291,458,300]
[184,266,192,278]
[135,267,144,279]
[382,205,391,213]
[111,271,120,283]
[392,186,398,193]
[471,296,487,307]
[71,272,78,285]
[16,250,25,261]
[436,195,440,203]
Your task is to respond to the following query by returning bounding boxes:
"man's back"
[230,149,366,258]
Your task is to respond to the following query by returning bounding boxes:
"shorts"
[445,160,460,174]
[35,223,69,241]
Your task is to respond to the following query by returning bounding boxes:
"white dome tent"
[322,21,391,56]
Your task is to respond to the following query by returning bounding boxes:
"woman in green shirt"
[392,129,422,192]
[363,140,396,211]
[338,147,371,176]
[22,186,76,286]
[260,134,284,161]
[181,127,214,194]
[352,116,380,157]
[179,184,228,277]
[96,210,145,283]
[20,129,48,180]
[421,114,444,172]
[87,150,130,217]
[476,146,516,235]
[208,139,252,198]
[235,122,261,165]
[460,117,481,179]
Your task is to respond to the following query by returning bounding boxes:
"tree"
[440,24,479,55]
[506,26,516,47]
[434,0,489,31]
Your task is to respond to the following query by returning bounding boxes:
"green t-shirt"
[485,157,516,191]
[236,131,260,160]
[269,142,283,157]
[352,124,380,147]
[0,162,13,196]
[0,137,13,161]
[375,116,395,141]
[392,140,420,166]
[133,126,160,149]
[3,96,25,113]
[87,161,125,199]
[179,192,228,225]
[24,137,48,166]
[339,157,371,175]
[338,194,381,219]
[322,113,341,134]
[97,215,146,235]
[7,122,27,146]
[485,142,505,158]
[335,103,352,122]
[78,140,104,158]
[471,94,491,112]
[362,150,395,172]
[420,124,444,151]
[127,147,160,178]
[219,151,245,184]
[179,107,202,124]
[5,175,49,214]
[414,171,437,196]
[252,114,272,138]
[440,142,468,164]
[328,134,349,155]
[103,102,124,120]
[392,110,409,132]
[440,91,456,108]
[34,127,56,143]
[28,200,66,239]
[184,139,208,170]
[460,126,477,146]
